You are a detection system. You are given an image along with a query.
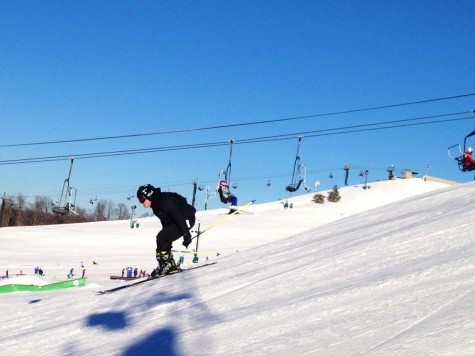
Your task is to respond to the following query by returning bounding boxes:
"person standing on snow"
[137,184,196,278]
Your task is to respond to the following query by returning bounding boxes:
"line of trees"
[0,195,135,227]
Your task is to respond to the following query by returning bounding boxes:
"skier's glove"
[183,235,192,248]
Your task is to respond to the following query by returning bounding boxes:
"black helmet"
[137,184,155,201]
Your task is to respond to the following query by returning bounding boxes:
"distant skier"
[217,181,239,212]
[68,268,75,279]
[463,147,475,170]
[133,268,138,278]
[137,184,196,278]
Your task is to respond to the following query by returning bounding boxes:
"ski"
[172,249,220,256]
[109,276,139,280]
[234,209,253,214]
[97,262,217,295]
[196,200,255,235]
[221,208,253,215]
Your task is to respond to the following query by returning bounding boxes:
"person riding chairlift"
[463,147,475,170]
[217,181,238,210]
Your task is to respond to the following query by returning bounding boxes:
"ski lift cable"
[2,114,472,165]
[234,113,472,144]
[0,115,473,166]
[1,95,473,148]
[0,141,229,165]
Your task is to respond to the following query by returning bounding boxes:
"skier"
[217,181,239,212]
[463,147,475,170]
[137,184,196,278]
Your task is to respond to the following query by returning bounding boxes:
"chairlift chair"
[215,140,237,205]
[448,129,475,172]
[52,158,78,215]
[285,137,311,193]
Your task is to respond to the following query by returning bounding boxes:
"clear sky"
[1,1,475,214]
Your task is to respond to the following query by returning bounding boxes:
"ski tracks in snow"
[365,287,475,355]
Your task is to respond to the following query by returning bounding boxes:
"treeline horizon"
[0,195,147,227]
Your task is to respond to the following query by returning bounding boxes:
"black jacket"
[151,190,196,237]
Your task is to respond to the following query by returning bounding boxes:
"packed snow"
[0,177,474,355]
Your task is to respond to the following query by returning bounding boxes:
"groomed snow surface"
[0,178,474,355]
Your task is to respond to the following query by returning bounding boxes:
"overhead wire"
[0,113,473,166]
[6,96,474,201]
[1,93,474,148]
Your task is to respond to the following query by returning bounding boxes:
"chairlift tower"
[360,170,370,189]
[344,164,351,186]
[191,178,199,208]
[204,186,211,211]
[387,165,395,180]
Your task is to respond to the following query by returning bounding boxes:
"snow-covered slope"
[1,178,474,355]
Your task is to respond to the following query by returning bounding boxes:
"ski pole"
[172,249,220,256]
[190,200,255,241]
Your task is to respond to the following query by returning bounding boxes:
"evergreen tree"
[313,193,325,204]
[327,185,341,203]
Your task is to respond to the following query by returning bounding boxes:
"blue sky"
[1,1,475,214]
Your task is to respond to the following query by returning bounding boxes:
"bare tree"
[3,198,14,227]
[0,197,6,227]
[105,200,116,220]
[117,202,131,220]
[15,194,26,226]
[1,193,137,226]
[94,200,107,221]
[32,196,51,225]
